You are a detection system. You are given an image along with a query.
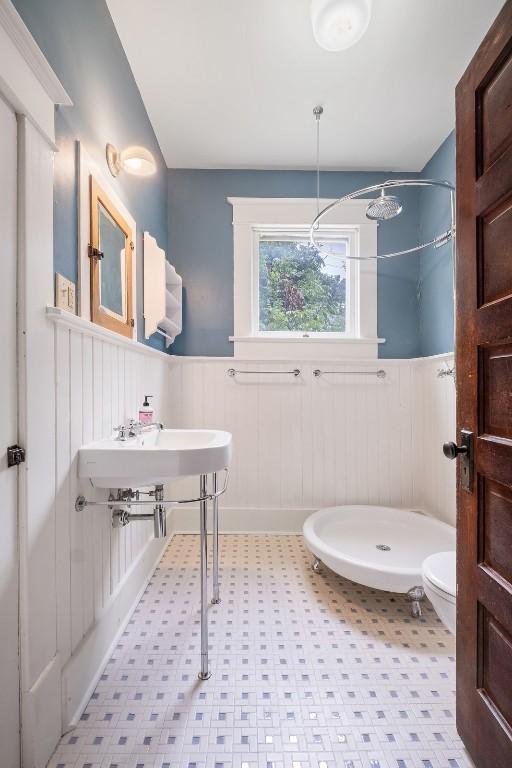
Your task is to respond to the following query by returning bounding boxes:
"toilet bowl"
[422,551,456,633]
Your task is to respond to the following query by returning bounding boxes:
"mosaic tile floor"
[48,534,473,768]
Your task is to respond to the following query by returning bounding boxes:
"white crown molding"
[0,0,71,106]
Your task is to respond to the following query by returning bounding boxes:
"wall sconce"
[106,143,157,177]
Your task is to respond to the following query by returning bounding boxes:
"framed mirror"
[89,176,134,337]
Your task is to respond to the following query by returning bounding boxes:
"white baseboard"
[61,528,173,730]
[171,506,315,534]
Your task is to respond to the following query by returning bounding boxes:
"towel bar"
[313,369,386,378]
[227,368,301,378]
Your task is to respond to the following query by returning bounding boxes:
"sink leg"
[212,472,221,605]
[198,474,211,680]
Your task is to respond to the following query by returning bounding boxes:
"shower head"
[366,188,403,221]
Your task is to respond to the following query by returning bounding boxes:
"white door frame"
[0,2,70,767]
[0,88,20,768]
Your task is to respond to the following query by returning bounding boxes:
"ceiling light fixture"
[311,0,373,52]
[106,143,157,177]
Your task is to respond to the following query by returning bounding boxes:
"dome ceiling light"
[311,0,373,52]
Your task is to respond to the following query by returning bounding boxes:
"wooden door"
[455,2,512,766]
[0,96,21,768]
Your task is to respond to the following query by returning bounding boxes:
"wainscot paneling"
[48,334,456,733]
[412,354,457,526]
[52,317,173,728]
[167,353,457,531]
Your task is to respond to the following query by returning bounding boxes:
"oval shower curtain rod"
[310,178,456,261]
[310,106,455,261]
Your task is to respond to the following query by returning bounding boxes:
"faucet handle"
[113,424,128,440]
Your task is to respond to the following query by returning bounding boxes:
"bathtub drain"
[376,544,391,551]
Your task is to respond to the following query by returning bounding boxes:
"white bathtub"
[303,505,455,593]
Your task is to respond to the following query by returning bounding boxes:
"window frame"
[228,197,383,360]
[253,225,358,339]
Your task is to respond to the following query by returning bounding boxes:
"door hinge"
[130,241,134,251]
[88,244,104,260]
[7,444,25,468]
[130,318,135,327]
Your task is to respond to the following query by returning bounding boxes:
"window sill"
[229,335,385,344]
[229,335,385,361]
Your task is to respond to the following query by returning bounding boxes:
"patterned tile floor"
[48,534,473,768]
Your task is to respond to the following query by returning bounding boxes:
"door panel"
[456,2,512,766]
[0,97,20,767]
[480,52,512,172]
[481,343,512,438]
[479,195,512,305]
[480,479,512,585]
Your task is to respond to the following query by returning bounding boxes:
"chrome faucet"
[113,424,129,441]
[114,420,163,440]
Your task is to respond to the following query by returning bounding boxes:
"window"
[229,198,380,360]
[256,230,352,337]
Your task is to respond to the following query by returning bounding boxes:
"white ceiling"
[106,0,504,171]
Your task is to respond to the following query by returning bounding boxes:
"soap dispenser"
[139,395,154,425]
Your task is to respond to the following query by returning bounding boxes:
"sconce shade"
[106,143,157,177]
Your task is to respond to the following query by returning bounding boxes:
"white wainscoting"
[51,316,173,728]
[412,354,457,526]
[45,336,456,737]
[167,353,457,532]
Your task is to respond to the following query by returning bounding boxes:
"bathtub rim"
[303,504,456,593]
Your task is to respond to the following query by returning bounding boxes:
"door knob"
[442,430,474,493]
[443,441,468,460]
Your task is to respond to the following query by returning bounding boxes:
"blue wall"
[13,0,456,359]
[13,0,169,350]
[168,170,421,358]
[418,132,456,356]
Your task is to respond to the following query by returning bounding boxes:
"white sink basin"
[79,428,232,488]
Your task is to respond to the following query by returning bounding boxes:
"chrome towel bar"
[313,368,386,379]
[227,368,301,377]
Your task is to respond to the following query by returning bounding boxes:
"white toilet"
[422,551,456,633]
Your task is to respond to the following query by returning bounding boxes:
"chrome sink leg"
[212,472,221,605]
[198,473,211,680]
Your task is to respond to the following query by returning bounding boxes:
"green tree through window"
[259,239,347,332]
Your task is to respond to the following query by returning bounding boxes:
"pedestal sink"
[78,427,232,488]
[77,425,232,680]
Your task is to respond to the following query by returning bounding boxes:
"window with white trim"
[255,227,357,338]
[229,198,381,360]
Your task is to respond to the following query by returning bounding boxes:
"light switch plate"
[55,273,76,313]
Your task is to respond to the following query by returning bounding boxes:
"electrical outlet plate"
[55,273,76,313]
